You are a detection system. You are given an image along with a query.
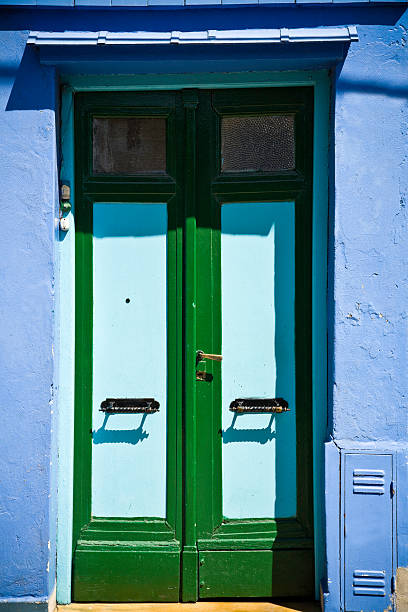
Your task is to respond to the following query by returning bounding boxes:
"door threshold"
[58,602,320,612]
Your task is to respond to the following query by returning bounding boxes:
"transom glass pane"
[221,115,295,173]
[93,117,166,175]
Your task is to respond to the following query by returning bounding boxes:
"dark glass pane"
[93,117,166,175]
[221,115,295,173]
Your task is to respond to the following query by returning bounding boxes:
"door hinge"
[391,575,396,593]
[390,481,396,497]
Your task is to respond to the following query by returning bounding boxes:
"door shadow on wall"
[223,413,276,445]
[92,413,149,445]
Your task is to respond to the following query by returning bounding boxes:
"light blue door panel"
[221,201,296,519]
[344,453,394,611]
[92,202,167,518]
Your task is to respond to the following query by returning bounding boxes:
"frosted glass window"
[221,115,295,173]
[93,117,166,175]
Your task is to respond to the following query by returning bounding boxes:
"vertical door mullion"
[181,89,199,602]
[73,194,93,549]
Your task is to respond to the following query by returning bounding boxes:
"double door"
[73,87,314,602]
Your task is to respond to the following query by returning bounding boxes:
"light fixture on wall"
[59,183,71,232]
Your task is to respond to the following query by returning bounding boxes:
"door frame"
[56,70,329,604]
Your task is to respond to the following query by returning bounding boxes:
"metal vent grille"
[353,469,385,495]
[353,570,386,597]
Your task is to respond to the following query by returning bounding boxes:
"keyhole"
[125,298,130,304]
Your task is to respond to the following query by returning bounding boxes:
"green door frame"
[57,70,329,605]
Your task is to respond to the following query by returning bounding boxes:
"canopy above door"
[28,26,358,46]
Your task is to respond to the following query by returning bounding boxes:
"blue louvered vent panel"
[353,468,385,495]
[344,454,393,612]
[352,570,386,597]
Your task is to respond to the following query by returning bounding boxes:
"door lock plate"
[196,371,213,382]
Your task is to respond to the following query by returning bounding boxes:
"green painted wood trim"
[73,549,180,602]
[73,182,92,552]
[197,89,224,538]
[198,549,314,599]
[79,518,176,542]
[69,82,324,602]
[61,71,319,92]
[72,91,183,600]
[206,516,312,538]
[181,89,200,603]
[199,515,314,550]
[198,539,314,551]
[194,88,314,561]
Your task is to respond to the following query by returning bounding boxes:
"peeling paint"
[397,568,408,611]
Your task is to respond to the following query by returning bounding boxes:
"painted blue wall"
[0,30,58,609]
[0,3,407,609]
[332,17,408,447]
[324,13,408,610]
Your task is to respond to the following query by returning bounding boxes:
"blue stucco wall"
[0,30,58,609]
[332,19,408,446]
[324,15,408,610]
[0,3,407,609]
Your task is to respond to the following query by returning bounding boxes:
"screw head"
[60,217,70,232]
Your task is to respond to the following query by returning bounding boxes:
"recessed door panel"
[221,201,296,519]
[92,202,167,518]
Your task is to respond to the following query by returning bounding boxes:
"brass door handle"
[196,350,223,365]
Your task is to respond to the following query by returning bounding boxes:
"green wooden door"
[72,87,314,602]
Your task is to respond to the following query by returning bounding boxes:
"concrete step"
[58,602,320,612]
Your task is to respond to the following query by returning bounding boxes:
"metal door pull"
[230,398,289,413]
[196,350,223,365]
[100,398,160,413]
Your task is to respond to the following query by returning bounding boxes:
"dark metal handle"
[229,398,289,414]
[196,350,222,367]
[100,398,159,414]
